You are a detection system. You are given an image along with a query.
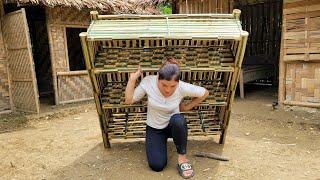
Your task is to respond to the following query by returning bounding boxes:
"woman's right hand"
[129,65,142,81]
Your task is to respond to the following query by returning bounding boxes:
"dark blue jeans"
[146,114,188,172]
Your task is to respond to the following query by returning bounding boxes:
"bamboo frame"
[82,10,248,148]
[80,32,110,148]
[220,30,248,144]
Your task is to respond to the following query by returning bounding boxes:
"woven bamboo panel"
[57,72,93,103]
[0,60,11,112]
[176,0,233,14]
[46,7,91,104]
[48,25,68,71]
[47,7,89,71]
[285,62,320,103]
[283,0,320,62]
[10,82,39,112]
[279,0,320,107]
[106,105,222,139]
[47,7,90,26]
[6,49,35,80]
[95,40,235,139]
[2,9,40,113]
[95,40,235,69]
[99,70,230,108]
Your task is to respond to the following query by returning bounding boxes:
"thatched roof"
[4,0,167,14]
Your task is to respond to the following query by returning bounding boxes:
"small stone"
[245,132,250,136]
[203,168,210,172]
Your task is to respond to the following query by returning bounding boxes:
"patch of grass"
[0,113,28,133]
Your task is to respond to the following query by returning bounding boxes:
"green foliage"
[159,2,173,14]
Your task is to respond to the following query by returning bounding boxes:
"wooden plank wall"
[0,2,12,114]
[175,0,234,14]
[279,0,320,107]
[46,7,93,104]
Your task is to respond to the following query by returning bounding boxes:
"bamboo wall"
[175,0,234,14]
[0,2,12,113]
[279,0,320,107]
[234,0,282,65]
[46,7,93,104]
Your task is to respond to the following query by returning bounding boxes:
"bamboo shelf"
[81,9,248,148]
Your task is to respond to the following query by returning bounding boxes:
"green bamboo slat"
[97,13,235,20]
[87,14,242,41]
[94,67,234,74]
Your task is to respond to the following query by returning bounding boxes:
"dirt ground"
[0,86,319,180]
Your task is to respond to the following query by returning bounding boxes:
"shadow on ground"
[51,138,225,180]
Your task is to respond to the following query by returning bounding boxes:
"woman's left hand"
[179,102,192,112]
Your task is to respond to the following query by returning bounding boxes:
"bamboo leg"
[220,31,248,144]
[99,114,111,148]
[80,32,110,147]
[239,69,244,99]
[219,112,231,144]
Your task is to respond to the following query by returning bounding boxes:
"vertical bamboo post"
[46,8,59,105]
[220,30,248,144]
[233,9,241,20]
[6,60,14,112]
[90,11,99,21]
[80,32,110,148]
[239,69,244,99]
[278,5,285,107]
